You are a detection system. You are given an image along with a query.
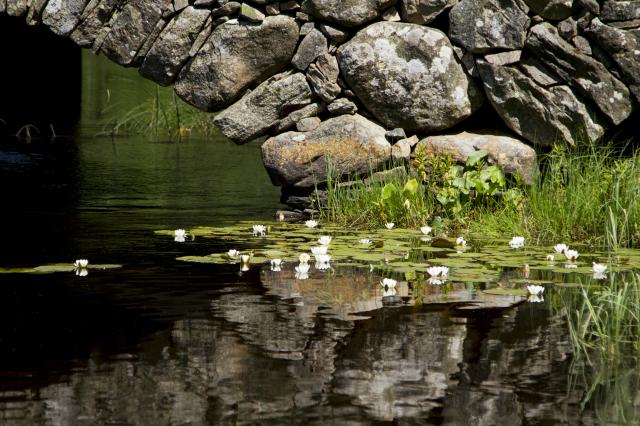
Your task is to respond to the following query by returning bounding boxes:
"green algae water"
[1,52,640,424]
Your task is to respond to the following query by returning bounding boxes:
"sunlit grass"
[320,142,640,249]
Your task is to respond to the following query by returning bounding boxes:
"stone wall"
[2,0,638,211]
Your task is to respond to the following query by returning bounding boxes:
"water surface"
[0,51,635,425]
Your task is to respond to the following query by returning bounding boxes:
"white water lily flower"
[228,249,240,258]
[240,264,250,272]
[592,262,607,274]
[528,294,544,303]
[311,246,328,255]
[305,220,318,228]
[554,243,569,254]
[383,287,397,297]
[593,272,607,280]
[318,236,332,245]
[564,249,579,261]
[270,259,283,268]
[315,261,331,270]
[546,254,555,261]
[240,254,251,265]
[315,254,331,264]
[299,253,311,264]
[295,271,309,280]
[380,278,397,288]
[420,226,432,235]
[74,259,89,268]
[426,266,449,278]
[509,236,525,248]
[527,285,545,296]
[295,263,310,274]
[385,222,395,229]
[252,224,266,236]
[75,268,88,277]
[427,277,445,285]
[359,238,372,245]
[174,229,187,242]
[456,236,467,247]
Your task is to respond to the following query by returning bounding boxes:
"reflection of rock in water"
[441,306,585,425]
[0,269,600,424]
[332,306,466,421]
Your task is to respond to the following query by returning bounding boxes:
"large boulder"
[261,114,391,188]
[139,7,211,86]
[415,131,538,184]
[337,21,482,132]
[301,0,398,27]
[585,18,640,102]
[449,0,530,53]
[99,0,166,66]
[174,16,299,111]
[213,72,313,144]
[400,0,458,25]
[526,22,633,125]
[477,60,605,146]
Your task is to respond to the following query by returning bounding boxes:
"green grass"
[556,273,640,423]
[101,85,217,138]
[319,143,640,249]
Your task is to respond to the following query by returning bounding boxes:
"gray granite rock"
[213,72,312,143]
[478,60,605,146]
[601,1,640,22]
[99,0,167,65]
[327,98,358,114]
[240,2,265,22]
[306,53,341,102]
[301,0,398,27]
[449,0,530,53]
[139,6,211,85]
[526,22,633,125]
[69,0,124,47]
[415,131,538,184]
[42,0,89,36]
[585,17,640,102]
[318,23,350,42]
[175,15,299,111]
[296,116,321,131]
[524,0,573,20]
[400,0,457,24]
[262,114,391,188]
[337,21,483,132]
[292,29,328,71]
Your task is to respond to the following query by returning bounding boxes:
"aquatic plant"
[509,236,525,249]
[565,249,579,261]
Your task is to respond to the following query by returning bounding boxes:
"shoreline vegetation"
[318,142,640,250]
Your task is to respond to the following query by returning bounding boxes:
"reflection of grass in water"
[101,84,216,138]
[559,273,640,422]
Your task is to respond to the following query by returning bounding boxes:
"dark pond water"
[0,52,636,425]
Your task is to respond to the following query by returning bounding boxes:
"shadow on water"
[0,29,635,425]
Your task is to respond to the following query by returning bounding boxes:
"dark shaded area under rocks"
[3,0,640,215]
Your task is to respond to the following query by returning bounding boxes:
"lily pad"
[482,288,528,296]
